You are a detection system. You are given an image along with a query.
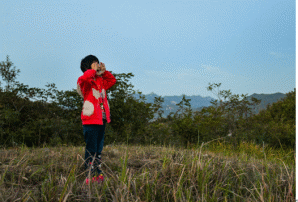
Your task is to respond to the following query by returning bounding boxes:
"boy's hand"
[100,62,106,72]
[96,62,106,75]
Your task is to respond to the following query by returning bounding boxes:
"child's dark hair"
[80,55,99,73]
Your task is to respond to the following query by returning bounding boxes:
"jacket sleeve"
[102,70,116,90]
[77,69,96,96]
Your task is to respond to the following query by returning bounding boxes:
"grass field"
[0,141,295,201]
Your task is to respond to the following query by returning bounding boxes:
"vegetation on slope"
[0,143,295,201]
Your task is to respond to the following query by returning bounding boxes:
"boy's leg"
[95,120,106,175]
[83,125,99,177]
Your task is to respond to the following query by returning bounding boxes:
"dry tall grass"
[0,142,295,201]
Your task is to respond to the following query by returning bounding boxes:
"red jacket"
[77,69,116,125]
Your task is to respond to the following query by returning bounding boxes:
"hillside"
[133,92,287,117]
[0,144,294,201]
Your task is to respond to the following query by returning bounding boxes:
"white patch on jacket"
[92,88,100,99]
[77,84,83,98]
[83,101,94,116]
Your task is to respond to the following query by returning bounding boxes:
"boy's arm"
[78,69,97,84]
[77,69,97,95]
[102,70,116,90]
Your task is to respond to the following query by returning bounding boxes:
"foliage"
[0,56,160,147]
[169,95,197,147]
[0,56,295,149]
[0,56,20,92]
[246,89,296,148]
[102,72,160,144]
[189,83,260,146]
[195,105,228,143]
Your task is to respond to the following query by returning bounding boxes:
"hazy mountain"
[246,92,287,114]
[133,92,287,117]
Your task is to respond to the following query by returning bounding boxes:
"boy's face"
[91,61,100,72]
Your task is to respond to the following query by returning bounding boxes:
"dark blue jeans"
[83,121,106,176]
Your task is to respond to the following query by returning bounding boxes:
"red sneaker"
[85,178,91,185]
[99,174,104,182]
[92,174,104,183]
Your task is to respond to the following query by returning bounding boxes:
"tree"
[165,95,196,147]
[248,88,295,148]
[0,56,85,147]
[206,83,261,137]
[0,56,20,92]
[98,72,156,144]
[175,94,191,117]
[152,96,165,119]
[195,105,227,143]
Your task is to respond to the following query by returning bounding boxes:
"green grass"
[0,142,295,201]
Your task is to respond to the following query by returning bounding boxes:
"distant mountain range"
[246,93,287,114]
[133,92,287,117]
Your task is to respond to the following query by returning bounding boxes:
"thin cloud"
[269,52,283,58]
[201,64,221,74]
[200,64,235,79]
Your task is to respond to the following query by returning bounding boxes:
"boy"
[77,55,116,184]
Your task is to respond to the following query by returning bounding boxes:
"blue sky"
[0,0,295,98]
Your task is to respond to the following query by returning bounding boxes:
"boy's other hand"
[100,62,106,72]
